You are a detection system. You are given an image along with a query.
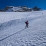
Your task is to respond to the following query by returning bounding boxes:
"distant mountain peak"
[0,6,41,12]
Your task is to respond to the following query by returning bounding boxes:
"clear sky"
[0,0,46,10]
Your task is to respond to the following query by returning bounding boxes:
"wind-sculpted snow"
[0,11,45,30]
[0,17,30,30]
[0,11,45,23]
[0,11,46,46]
[0,19,19,30]
[0,14,45,30]
[0,12,31,23]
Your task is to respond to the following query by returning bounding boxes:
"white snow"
[0,10,46,46]
[6,7,23,12]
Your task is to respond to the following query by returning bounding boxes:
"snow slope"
[0,10,46,46]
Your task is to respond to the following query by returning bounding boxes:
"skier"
[25,21,29,28]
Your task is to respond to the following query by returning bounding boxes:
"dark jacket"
[25,21,28,24]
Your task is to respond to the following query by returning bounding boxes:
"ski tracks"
[0,28,25,41]
[0,14,45,42]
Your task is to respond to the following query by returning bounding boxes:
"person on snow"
[25,21,29,28]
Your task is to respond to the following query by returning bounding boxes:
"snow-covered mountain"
[5,6,32,12]
[0,10,46,46]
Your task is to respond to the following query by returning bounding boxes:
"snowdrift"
[0,10,46,46]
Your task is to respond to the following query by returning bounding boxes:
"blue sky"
[0,0,46,10]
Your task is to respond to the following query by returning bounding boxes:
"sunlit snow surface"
[0,10,46,46]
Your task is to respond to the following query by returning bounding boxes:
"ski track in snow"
[0,14,45,41]
[0,11,46,46]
